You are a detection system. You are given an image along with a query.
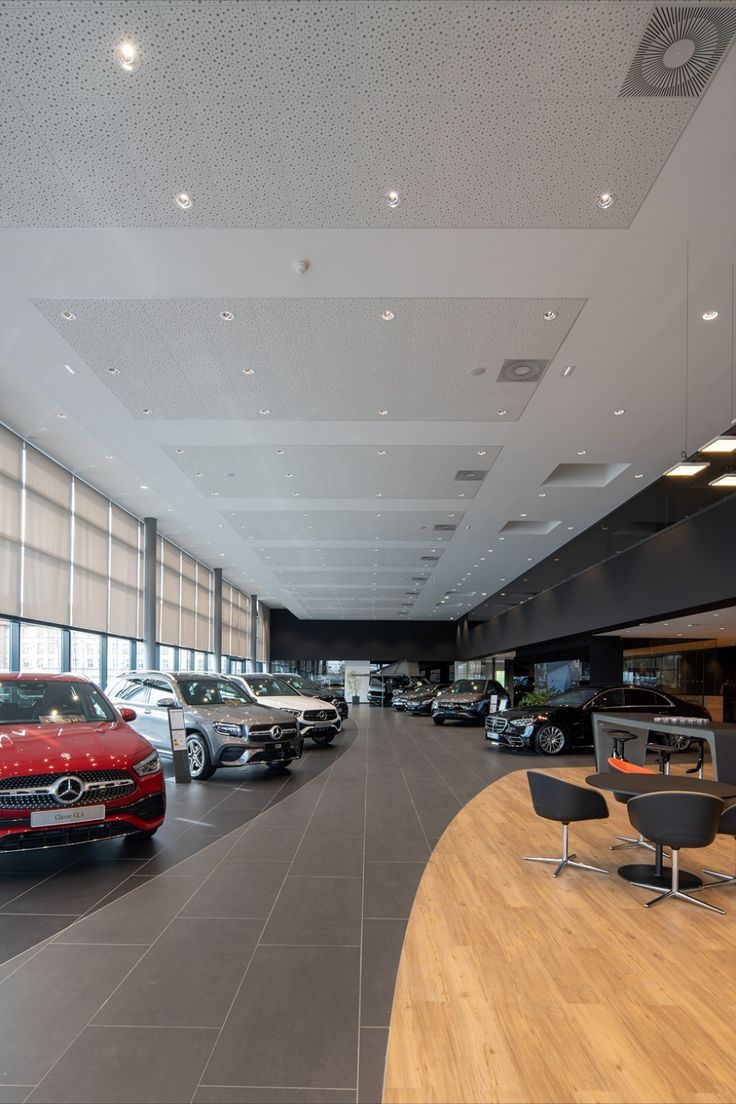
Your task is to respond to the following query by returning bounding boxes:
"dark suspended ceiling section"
[270,610,457,663]
[457,492,736,660]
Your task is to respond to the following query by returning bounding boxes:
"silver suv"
[105,671,302,780]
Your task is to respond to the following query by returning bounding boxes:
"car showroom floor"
[0,708,592,1104]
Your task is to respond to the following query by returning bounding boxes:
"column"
[250,593,258,673]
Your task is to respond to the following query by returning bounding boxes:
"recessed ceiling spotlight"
[497,409,508,416]
[635,472,644,479]
[105,454,113,460]
[596,192,614,210]
[176,448,185,454]
[665,461,708,478]
[543,310,557,321]
[476,449,487,457]
[499,536,505,541]
[139,483,148,490]
[376,492,383,497]
[457,492,465,498]
[520,513,527,518]
[527,557,533,562]
[469,366,486,377]
[385,189,402,209]
[576,449,587,456]
[57,411,66,419]
[375,512,382,517]
[275,449,285,455]
[285,472,294,478]
[377,449,387,456]
[174,192,193,210]
[378,408,389,416]
[292,491,301,497]
[210,491,220,497]
[567,525,574,530]
[195,471,203,477]
[381,310,395,322]
[258,408,271,415]
[562,365,576,378]
[63,364,75,375]
[242,367,255,376]
[702,310,719,322]
[220,310,235,321]
[115,39,140,72]
[61,309,76,321]
[613,409,625,416]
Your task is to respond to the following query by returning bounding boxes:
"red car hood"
[0,721,154,780]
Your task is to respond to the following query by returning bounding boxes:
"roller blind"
[195,564,212,652]
[71,481,109,632]
[110,505,141,638]
[159,539,181,646]
[180,553,197,649]
[0,426,22,616]
[221,583,234,657]
[23,447,72,624]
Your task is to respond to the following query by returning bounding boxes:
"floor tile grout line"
[198,1084,357,1092]
[395,710,469,808]
[20,746,349,1103]
[355,730,368,1104]
[0,855,80,913]
[190,738,356,1103]
[381,712,432,857]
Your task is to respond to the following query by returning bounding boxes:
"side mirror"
[119,707,137,722]
[155,696,176,708]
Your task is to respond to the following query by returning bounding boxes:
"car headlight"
[133,749,162,777]
[282,708,301,717]
[213,723,243,738]
[509,718,533,727]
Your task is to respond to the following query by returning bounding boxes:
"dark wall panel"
[458,495,736,659]
[270,610,457,662]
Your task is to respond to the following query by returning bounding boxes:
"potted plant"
[346,672,360,705]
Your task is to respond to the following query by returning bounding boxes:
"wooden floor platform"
[384,766,736,1104]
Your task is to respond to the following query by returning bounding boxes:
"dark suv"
[368,676,428,707]
[277,673,349,719]
[431,679,510,725]
[485,685,711,756]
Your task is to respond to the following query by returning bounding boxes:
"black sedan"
[431,679,510,725]
[277,674,349,719]
[485,685,711,756]
[403,684,452,715]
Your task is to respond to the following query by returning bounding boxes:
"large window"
[108,636,133,678]
[0,620,11,671]
[70,630,101,683]
[20,623,62,673]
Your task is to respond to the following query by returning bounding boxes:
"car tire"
[534,725,568,756]
[432,715,445,726]
[311,730,336,746]
[267,759,293,770]
[187,732,215,780]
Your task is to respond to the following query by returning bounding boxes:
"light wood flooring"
[384,765,736,1104]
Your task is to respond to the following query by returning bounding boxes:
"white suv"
[229,674,342,747]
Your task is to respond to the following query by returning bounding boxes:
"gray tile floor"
[0,707,593,1104]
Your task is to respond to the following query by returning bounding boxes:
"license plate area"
[30,804,106,828]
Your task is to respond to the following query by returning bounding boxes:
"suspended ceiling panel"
[225,510,465,542]
[32,297,585,422]
[0,1,717,228]
[255,547,438,568]
[162,444,501,499]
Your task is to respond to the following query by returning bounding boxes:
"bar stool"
[626,791,725,914]
[609,730,638,760]
[606,757,658,853]
[525,771,610,878]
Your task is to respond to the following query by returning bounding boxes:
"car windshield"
[285,676,320,695]
[451,680,486,694]
[176,678,251,707]
[247,676,294,697]
[0,679,116,725]
[547,688,598,707]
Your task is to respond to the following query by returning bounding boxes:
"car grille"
[248,725,299,743]
[487,717,511,734]
[303,709,337,722]
[0,769,136,810]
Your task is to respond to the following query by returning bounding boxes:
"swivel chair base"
[525,822,609,879]
[700,868,736,889]
[610,832,657,853]
[633,851,724,915]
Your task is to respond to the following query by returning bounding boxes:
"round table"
[586,772,736,891]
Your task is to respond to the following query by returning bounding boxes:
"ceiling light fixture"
[385,189,401,208]
[115,39,140,71]
[377,449,387,456]
[275,448,285,455]
[292,491,301,497]
[376,492,383,497]
[106,366,119,375]
[613,409,625,416]
[576,449,587,456]
[176,448,185,455]
[497,409,508,416]
[220,310,235,321]
[477,449,487,456]
[520,513,527,518]
[701,436,736,454]
[57,412,66,419]
[174,192,193,210]
[665,461,708,478]
[710,473,736,488]
[469,366,486,377]
[543,310,557,321]
[285,472,294,478]
[139,483,148,490]
[562,365,576,378]
[702,310,719,322]
[105,454,113,460]
[61,309,76,321]
[538,492,546,498]
[635,472,644,479]
[258,408,271,415]
[378,408,389,416]
[242,367,255,376]
[381,310,395,321]
[64,364,75,375]
[596,192,614,210]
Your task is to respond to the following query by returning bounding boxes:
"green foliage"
[518,688,555,707]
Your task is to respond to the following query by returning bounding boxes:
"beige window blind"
[110,506,141,638]
[72,481,109,632]
[22,447,72,624]
[0,426,22,616]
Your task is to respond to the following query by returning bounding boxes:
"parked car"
[229,674,341,746]
[106,671,301,779]
[485,684,712,756]
[368,675,429,707]
[277,673,348,719]
[431,679,510,725]
[0,674,165,852]
[404,683,452,715]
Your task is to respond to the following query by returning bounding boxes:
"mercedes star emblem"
[52,775,85,806]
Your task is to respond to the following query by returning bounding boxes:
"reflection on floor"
[0,708,592,1104]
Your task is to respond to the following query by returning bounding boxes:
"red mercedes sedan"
[0,674,166,852]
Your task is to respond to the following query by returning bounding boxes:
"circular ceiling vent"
[498,359,548,384]
[620,6,736,98]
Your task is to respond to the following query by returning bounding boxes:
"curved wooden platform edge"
[384,766,736,1104]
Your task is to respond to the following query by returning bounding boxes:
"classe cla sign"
[0,674,165,852]
[432,679,510,725]
[485,684,712,756]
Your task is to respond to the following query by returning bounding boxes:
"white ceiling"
[604,605,736,648]
[1,2,735,623]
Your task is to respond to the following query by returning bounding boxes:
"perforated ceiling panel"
[225,510,465,542]
[32,297,585,422]
[0,1,721,228]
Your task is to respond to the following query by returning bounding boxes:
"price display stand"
[168,706,191,783]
